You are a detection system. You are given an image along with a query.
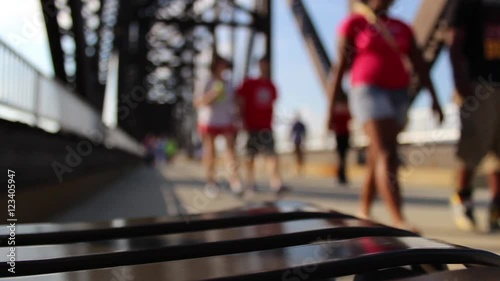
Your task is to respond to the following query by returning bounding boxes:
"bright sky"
[0,0,53,76]
[0,0,455,148]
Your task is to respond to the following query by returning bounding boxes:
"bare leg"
[364,119,406,227]
[202,134,217,185]
[457,166,474,200]
[295,144,304,175]
[268,155,282,191]
[360,144,377,219]
[450,163,479,231]
[489,170,500,230]
[223,132,240,188]
[336,135,349,184]
[490,171,500,206]
[246,156,256,190]
[360,125,404,219]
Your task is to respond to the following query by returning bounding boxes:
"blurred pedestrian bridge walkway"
[2,0,498,257]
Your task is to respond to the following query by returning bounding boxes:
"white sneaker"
[450,194,477,232]
[230,180,244,197]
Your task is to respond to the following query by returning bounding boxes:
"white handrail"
[0,41,144,157]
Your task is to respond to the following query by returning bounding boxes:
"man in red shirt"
[237,57,284,194]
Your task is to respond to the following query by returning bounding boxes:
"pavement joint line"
[158,168,192,222]
[160,186,181,217]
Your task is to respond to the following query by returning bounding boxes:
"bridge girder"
[40,0,451,143]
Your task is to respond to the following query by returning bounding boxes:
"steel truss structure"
[41,0,271,147]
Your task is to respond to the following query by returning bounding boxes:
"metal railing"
[0,40,144,156]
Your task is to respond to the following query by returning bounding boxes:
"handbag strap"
[352,1,411,69]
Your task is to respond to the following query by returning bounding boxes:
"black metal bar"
[230,0,237,84]
[116,1,134,137]
[241,0,262,79]
[1,211,352,246]
[263,0,272,78]
[158,62,197,68]
[135,20,155,140]
[230,0,259,17]
[3,239,500,278]
[151,19,254,29]
[211,1,222,59]
[243,30,255,79]
[209,249,500,281]
[91,1,106,107]
[39,0,66,82]
[1,220,414,263]
[287,0,332,92]
[68,0,87,98]
[68,0,103,111]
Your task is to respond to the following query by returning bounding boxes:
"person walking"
[290,113,307,176]
[237,56,286,195]
[328,0,444,231]
[330,93,352,185]
[194,56,241,192]
[445,0,500,232]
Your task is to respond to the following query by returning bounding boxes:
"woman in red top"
[328,0,443,230]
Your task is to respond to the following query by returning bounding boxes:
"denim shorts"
[349,85,410,126]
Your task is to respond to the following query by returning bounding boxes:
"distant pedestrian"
[237,56,286,196]
[290,113,307,175]
[165,138,178,162]
[194,56,241,192]
[445,0,500,232]
[330,93,351,185]
[154,136,167,166]
[143,134,156,166]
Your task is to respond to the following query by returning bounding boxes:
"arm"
[443,0,473,98]
[408,37,444,123]
[236,95,245,114]
[235,82,246,117]
[234,82,247,128]
[235,94,245,128]
[327,36,351,130]
[193,81,221,108]
[193,90,219,108]
[446,28,473,97]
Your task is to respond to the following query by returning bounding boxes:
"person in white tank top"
[197,78,236,129]
[193,56,242,194]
